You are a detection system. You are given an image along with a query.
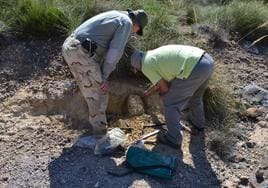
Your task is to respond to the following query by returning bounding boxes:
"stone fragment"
[265,113,268,121]
[222,180,235,188]
[228,154,246,163]
[127,95,144,116]
[243,83,268,106]
[239,176,249,186]
[255,169,264,183]
[257,121,267,128]
[245,107,263,118]
[246,141,256,148]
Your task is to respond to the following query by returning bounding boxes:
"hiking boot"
[156,131,181,149]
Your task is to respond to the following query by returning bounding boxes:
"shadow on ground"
[48,132,220,188]
[150,133,220,188]
[48,145,159,188]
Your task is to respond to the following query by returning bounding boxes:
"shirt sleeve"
[142,64,162,85]
[101,19,132,81]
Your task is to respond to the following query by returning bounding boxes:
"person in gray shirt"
[62,9,148,135]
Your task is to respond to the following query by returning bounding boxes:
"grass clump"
[186,6,199,25]
[141,11,181,50]
[11,0,69,37]
[203,63,238,159]
[203,69,236,130]
[56,0,98,35]
[225,1,268,42]
[199,0,268,43]
[208,130,234,159]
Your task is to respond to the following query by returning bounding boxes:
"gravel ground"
[0,33,267,188]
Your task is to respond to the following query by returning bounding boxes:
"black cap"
[127,9,148,36]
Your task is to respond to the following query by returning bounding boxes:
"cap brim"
[137,27,143,36]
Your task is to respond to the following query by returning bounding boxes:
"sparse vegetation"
[1,0,267,41]
[209,130,235,159]
[203,68,236,129]
[197,0,268,43]
[55,0,99,35]
[10,0,69,37]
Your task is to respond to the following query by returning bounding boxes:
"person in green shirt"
[130,45,214,149]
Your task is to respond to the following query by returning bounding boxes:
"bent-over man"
[130,44,214,149]
[62,9,148,135]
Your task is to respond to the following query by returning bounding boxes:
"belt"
[81,38,98,56]
[72,34,98,56]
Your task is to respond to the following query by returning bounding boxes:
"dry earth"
[0,31,267,188]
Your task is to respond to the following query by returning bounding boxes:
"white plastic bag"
[94,128,128,155]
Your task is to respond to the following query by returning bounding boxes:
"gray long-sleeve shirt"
[73,10,132,81]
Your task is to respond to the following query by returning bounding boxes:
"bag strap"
[129,164,174,171]
[107,164,174,177]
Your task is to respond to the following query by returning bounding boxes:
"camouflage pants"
[62,35,108,135]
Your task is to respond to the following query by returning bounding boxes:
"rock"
[243,83,268,106]
[228,154,246,163]
[108,81,145,114]
[257,121,267,128]
[112,119,129,128]
[127,95,144,116]
[265,113,268,121]
[239,176,249,186]
[222,180,235,188]
[245,107,263,118]
[255,169,264,183]
[1,177,8,182]
[249,156,268,187]
[231,163,240,169]
[246,141,256,148]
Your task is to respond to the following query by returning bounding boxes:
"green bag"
[126,146,178,179]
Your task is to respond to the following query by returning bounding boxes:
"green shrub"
[12,0,69,37]
[199,0,268,42]
[203,86,234,129]
[186,6,198,25]
[208,130,234,159]
[203,64,236,129]
[56,0,99,35]
[0,1,17,28]
[225,1,268,41]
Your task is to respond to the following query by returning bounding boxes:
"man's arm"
[144,79,169,97]
[144,85,159,97]
[101,20,132,82]
[100,20,132,92]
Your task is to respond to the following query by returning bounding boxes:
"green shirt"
[141,45,204,85]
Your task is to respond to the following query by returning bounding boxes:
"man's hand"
[100,80,109,93]
[143,79,169,98]
[143,90,151,97]
[156,79,169,96]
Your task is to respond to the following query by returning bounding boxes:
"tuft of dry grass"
[208,130,235,159]
[11,0,69,37]
[203,63,236,130]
